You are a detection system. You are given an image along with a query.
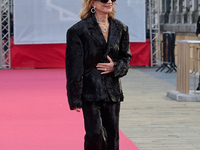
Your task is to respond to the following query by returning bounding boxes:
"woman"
[65,0,132,149]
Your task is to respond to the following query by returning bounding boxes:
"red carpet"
[0,69,139,150]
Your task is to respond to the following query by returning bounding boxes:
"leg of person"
[101,102,120,150]
[82,101,107,150]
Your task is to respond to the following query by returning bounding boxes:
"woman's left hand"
[96,55,114,74]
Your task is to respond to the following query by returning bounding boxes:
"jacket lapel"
[87,14,107,49]
[104,18,119,59]
[87,15,120,61]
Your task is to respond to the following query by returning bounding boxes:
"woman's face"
[92,0,113,15]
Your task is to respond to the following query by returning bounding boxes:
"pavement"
[119,67,200,150]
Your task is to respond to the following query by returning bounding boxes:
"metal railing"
[147,0,161,67]
[0,0,11,69]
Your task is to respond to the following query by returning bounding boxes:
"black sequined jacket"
[65,14,132,110]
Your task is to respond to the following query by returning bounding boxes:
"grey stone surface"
[164,24,172,31]
[167,90,200,102]
[162,24,196,33]
[120,67,200,150]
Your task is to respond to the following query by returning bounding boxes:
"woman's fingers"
[107,55,113,63]
[74,108,81,112]
[96,63,107,68]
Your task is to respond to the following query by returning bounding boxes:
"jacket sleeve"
[65,28,84,110]
[114,25,132,78]
[196,16,200,37]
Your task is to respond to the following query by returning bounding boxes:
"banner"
[14,0,145,44]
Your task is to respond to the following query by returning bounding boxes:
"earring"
[91,6,96,14]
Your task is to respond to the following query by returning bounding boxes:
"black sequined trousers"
[82,101,120,150]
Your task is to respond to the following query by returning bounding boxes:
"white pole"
[149,0,153,67]
[157,0,161,66]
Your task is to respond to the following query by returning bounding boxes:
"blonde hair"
[79,0,116,20]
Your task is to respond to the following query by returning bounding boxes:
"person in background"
[65,0,132,149]
[196,16,200,90]
[196,16,200,39]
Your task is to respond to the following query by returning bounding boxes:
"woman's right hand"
[96,55,114,74]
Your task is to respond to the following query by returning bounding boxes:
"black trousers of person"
[82,101,120,150]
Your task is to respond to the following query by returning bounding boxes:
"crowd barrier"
[10,39,151,68]
[156,31,176,73]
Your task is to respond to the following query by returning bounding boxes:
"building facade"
[160,0,199,35]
